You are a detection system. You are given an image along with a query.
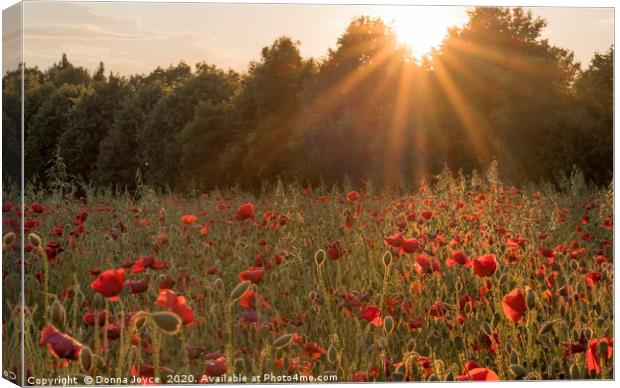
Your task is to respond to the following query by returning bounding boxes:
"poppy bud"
[511,364,528,378]
[28,233,42,248]
[327,345,337,363]
[407,339,416,353]
[510,350,519,365]
[454,336,464,351]
[492,312,502,327]
[455,278,463,292]
[482,321,493,336]
[273,333,294,349]
[434,360,444,373]
[308,290,317,303]
[234,358,245,370]
[151,311,183,335]
[269,272,279,282]
[384,316,394,334]
[425,333,438,348]
[79,347,93,372]
[382,251,392,267]
[92,293,105,310]
[213,278,224,290]
[230,281,251,300]
[50,300,66,327]
[93,355,106,371]
[582,327,593,340]
[130,311,149,329]
[526,288,536,310]
[463,301,472,314]
[3,232,16,246]
[569,259,580,272]
[538,320,556,336]
[314,249,326,267]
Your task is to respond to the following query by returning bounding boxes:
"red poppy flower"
[131,255,157,273]
[446,250,469,267]
[155,289,195,325]
[91,268,125,301]
[239,289,269,309]
[106,323,121,340]
[400,238,419,254]
[158,274,175,290]
[585,337,613,374]
[39,325,83,361]
[235,203,255,221]
[301,342,325,360]
[562,341,587,356]
[51,225,64,236]
[472,254,497,277]
[125,276,150,294]
[238,267,264,284]
[359,305,383,326]
[45,241,64,262]
[461,360,481,375]
[415,256,441,275]
[346,191,360,202]
[181,214,198,225]
[502,288,526,322]
[82,310,111,327]
[384,232,404,248]
[351,372,369,382]
[202,357,227,378]
[582,272,601,287]
[326,241,347,260]
[30,202,45,213]
[420,210,434,220]
[428,299,447,319]
[456,367,500,381]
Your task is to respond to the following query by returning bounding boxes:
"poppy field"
[1,170,615,384]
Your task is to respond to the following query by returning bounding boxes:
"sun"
[376,6,469,59]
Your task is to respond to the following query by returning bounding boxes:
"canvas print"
[1,0,614,385]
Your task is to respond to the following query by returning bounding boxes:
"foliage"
[2,7,613,191]
[1,173,613,382]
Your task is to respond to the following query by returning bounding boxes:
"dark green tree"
[96,81,167,189]
[137,64,238,188]
[25,84,84,181]
[45,53,91,86]
[57,74,127,180]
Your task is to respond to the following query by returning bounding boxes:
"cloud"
[21,2,251,75]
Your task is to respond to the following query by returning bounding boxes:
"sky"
[2,1,615,76]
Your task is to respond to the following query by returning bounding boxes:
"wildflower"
[91,268,125,301]
[502,288,526,322]
[238,267,264,284]
[235,203,255,221]
[472,254,497,277]
[39,325,83,361]
[155,289,195,325]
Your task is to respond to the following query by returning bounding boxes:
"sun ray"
[432,57,493,161]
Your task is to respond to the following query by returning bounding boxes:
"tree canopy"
[3,7,613,192]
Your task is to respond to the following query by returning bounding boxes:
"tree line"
[2,7,613,192]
